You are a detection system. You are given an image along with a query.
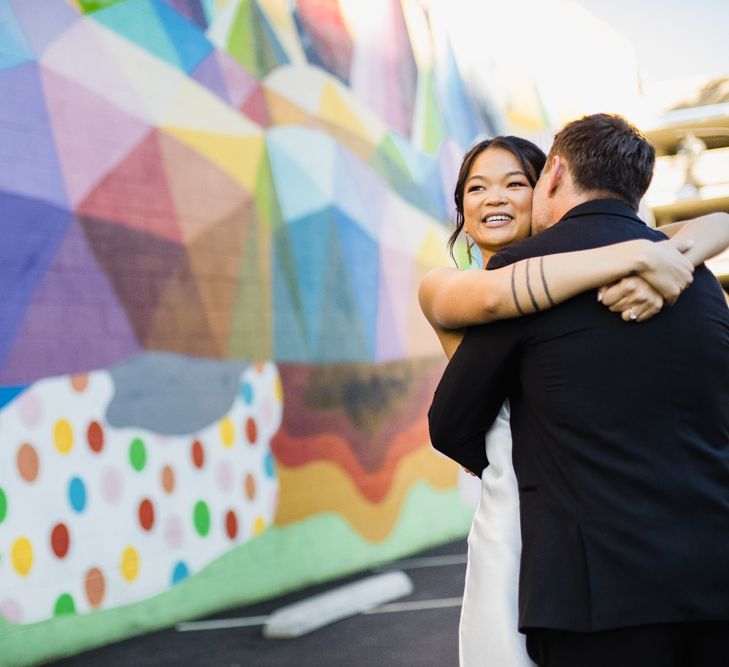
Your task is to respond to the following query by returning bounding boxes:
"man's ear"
[545,155,563,197]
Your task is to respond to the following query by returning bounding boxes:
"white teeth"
[484,215,512,222]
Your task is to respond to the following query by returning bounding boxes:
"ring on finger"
[629,310,638,321]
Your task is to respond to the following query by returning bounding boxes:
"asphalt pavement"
[50,538,468,667]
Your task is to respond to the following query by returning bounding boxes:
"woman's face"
[462,146,533,257]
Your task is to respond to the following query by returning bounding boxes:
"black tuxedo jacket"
[428,199,729,632]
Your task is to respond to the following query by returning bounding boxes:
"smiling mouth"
[481,214,513,227]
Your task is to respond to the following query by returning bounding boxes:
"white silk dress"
[459,402,536,667]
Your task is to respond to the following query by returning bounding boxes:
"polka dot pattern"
[87,421,104,453]
[0,362,282,624]
[193,501,211,537]
[219,417,235,448]
[138,499,155,531]
[68,477,87,513]
[11,538,33,576]
[53,593,75,616]
[51,523,70,559]
[129,438,147,472]
[161,465,175,494]
[85,568,105,608]
[17,444,39,482]
[120,547,139,582]
[53,419,74,454]
[191,440,204,469]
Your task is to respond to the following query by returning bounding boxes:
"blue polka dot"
[264,452,276,478]
[240,382,254,405]
[171,561,189,585]
[68,477,86,513]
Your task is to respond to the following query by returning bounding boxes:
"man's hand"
[598,276,665,322]
[638,239,694,305]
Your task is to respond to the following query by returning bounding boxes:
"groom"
[429,114,729,666]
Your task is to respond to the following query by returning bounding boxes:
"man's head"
[531,113,655,233]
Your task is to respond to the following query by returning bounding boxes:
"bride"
[418,135,729,666]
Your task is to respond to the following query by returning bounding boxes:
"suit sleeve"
[427,319,520,475]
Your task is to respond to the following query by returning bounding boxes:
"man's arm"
[428,319,520,475]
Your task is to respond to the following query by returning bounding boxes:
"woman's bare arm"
[419,238,693,331]
[599,212,729,319]
[659,212,729,267]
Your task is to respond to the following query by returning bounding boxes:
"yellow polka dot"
[54,419,74,454]
[11,537,33,576]
[253,516,266,536]
[219,416,235,448]
[120,546,139,582]
[274,375,283,403]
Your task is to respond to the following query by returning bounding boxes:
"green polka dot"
[0,488,7,524]
[129,438,147,472]
[193,501,210,537]
[54,593,76,616]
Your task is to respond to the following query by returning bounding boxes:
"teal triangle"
[288,210,333,350]
[272,233,310,361]
[91,0,183,70]
[333,148,370,233]
[268,137,330,221]
[253,2,289,72]
[152,0,213,73]
[317,225,370,362]
[0,2,34,70]
[334,209,378,357]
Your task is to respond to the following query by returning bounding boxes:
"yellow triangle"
[264,87,313,126]
[160,126,264,190]
[318,81,372,143]
[417,228,450,267]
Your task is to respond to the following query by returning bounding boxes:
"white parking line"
[364,597,463,614]
[374,554,467,571]
[176,615,270,632]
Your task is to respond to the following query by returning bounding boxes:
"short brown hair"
[546,113,655,210]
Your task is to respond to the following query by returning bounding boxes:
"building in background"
[643,76,729,284]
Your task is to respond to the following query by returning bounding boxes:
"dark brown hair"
[546,113,655,210]
[449,136,546,264]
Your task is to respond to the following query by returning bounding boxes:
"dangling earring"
[465,233,474,265]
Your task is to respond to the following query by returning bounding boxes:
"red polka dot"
[51,523,70,558]
[191,440,205,469]
[138,499,155,531]
[245,418,257,445]
[225,510,238,540]
[87,421,104,453]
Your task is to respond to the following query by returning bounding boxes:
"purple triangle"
[0,62,69,209]
[162,0,208,29]
[0,218,140,384]
[9,0,79,58]
[191,50,231,104]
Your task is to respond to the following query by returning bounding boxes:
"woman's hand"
[637,239,694,305]
[598,277,665,322]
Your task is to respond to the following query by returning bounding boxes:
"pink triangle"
[0,219,140,384]
[376,245,412,361]
[239,83,270,127]
[76,130,184,244]
[40,19,152,124]
[216,49,258,108]
[40,66,151,207]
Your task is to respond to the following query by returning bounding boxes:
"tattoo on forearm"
[511,264,526,316]
[540,256,556,308]
[526,258,541,312]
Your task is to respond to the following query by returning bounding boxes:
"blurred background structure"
[0,1,726,665]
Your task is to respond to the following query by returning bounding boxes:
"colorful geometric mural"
[0,0,492,663]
